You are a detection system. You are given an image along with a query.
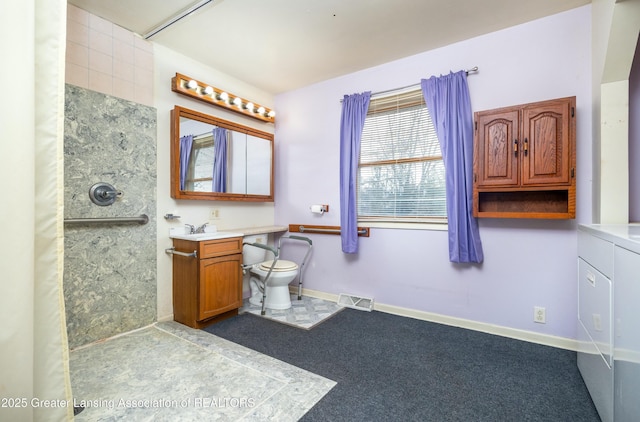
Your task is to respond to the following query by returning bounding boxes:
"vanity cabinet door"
[172,236,243,328]
[198,254,242,321]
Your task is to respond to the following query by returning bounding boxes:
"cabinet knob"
[524,138,528,157]
[514,139,518,156]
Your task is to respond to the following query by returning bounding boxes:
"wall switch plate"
[534,306,546,324]
[209,208,220,220]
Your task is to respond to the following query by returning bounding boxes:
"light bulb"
[203,86,214,95]
[233,97,242,107]
[257,106,266,115]
[187,80,198,90]
[246,102,254,112]
[267,110,276,118]
[219,92,229,101]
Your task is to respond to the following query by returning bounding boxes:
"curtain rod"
[194,130,214,139]
[184,126,222,140]
[143,0,214,39]
[341,66,479,102]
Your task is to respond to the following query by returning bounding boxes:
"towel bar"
[165,247,197,258]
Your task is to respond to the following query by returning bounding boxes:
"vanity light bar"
[171,73,275,123]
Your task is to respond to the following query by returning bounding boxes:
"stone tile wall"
[64,84,157,349]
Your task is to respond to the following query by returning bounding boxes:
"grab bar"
[300,226,368,235]
[165,247,197,258]
[289,224,370,237]
[64,214,149,225]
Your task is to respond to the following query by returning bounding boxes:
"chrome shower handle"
[89,182,123,206]
[96,188,122,198]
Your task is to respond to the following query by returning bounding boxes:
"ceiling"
[68,0,590,94]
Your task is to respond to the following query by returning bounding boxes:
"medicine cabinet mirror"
[171,105,274,201]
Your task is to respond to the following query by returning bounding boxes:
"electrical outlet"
[534,306,546,324]
[209,208,220,220]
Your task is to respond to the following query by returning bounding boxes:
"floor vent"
[337,293,374,312]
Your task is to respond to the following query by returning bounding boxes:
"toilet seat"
[243,234,312,313]
[249,260,299,310]
[259,260,298,272]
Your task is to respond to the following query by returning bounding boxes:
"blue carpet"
[205,308,600,421]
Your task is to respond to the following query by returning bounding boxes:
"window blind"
[357,89,447,220]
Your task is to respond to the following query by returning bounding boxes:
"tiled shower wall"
[66,4,154,107]
[63,85,157,349]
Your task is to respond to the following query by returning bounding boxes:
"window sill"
[359,220,448,231]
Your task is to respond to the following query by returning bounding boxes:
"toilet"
[243,235,299,310]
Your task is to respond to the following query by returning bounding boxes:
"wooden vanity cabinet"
[473,96,576,219]
[172,236,243,328]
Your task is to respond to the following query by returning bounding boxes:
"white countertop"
[226,225,288,236]
[169,225,288,241]
[169,231,244,241]
[579,224,640,254]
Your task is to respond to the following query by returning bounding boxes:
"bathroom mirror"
[171,105,274,201]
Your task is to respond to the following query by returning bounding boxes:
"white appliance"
[578,224,640,422]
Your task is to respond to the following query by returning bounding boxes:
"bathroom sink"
[169,231,244,241]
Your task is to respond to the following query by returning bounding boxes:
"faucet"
[195,223,208,234]
[185,224,195,234]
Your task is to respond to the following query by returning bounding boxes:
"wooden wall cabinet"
[171,236,243,328]
[473,96,576,219]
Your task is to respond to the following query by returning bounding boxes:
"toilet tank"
[243,235,267,265]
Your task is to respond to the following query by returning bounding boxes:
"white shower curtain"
[0,0,73,421]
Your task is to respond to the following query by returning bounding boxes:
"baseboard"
[70,322,157,352]
[297,287,578,351]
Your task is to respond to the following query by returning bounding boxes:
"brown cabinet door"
[475,108,520,187]
[521,98,573,186]
[198,254,242,321]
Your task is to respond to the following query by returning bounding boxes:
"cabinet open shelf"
[475,189,574,219]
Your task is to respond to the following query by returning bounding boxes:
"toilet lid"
[259,260,298,272]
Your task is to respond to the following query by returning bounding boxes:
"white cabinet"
[578,224,640,422]
[577,229,614,422]
[613,246,640,420]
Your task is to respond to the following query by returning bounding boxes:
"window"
[185,133,215,191]
[358,89,447,223]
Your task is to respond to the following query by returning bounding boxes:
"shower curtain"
[0,0,73,421]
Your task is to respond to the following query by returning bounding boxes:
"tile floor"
[240,295,343,329]
[69,297,342,421]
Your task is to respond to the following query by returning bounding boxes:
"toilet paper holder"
[310,204,329,214]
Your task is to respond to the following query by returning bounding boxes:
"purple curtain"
[212,127,227,192]
[339,92,371,253]
[179,135,193,191]
[421,71,483,263]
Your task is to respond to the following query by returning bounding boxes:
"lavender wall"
[274,6,592,340]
